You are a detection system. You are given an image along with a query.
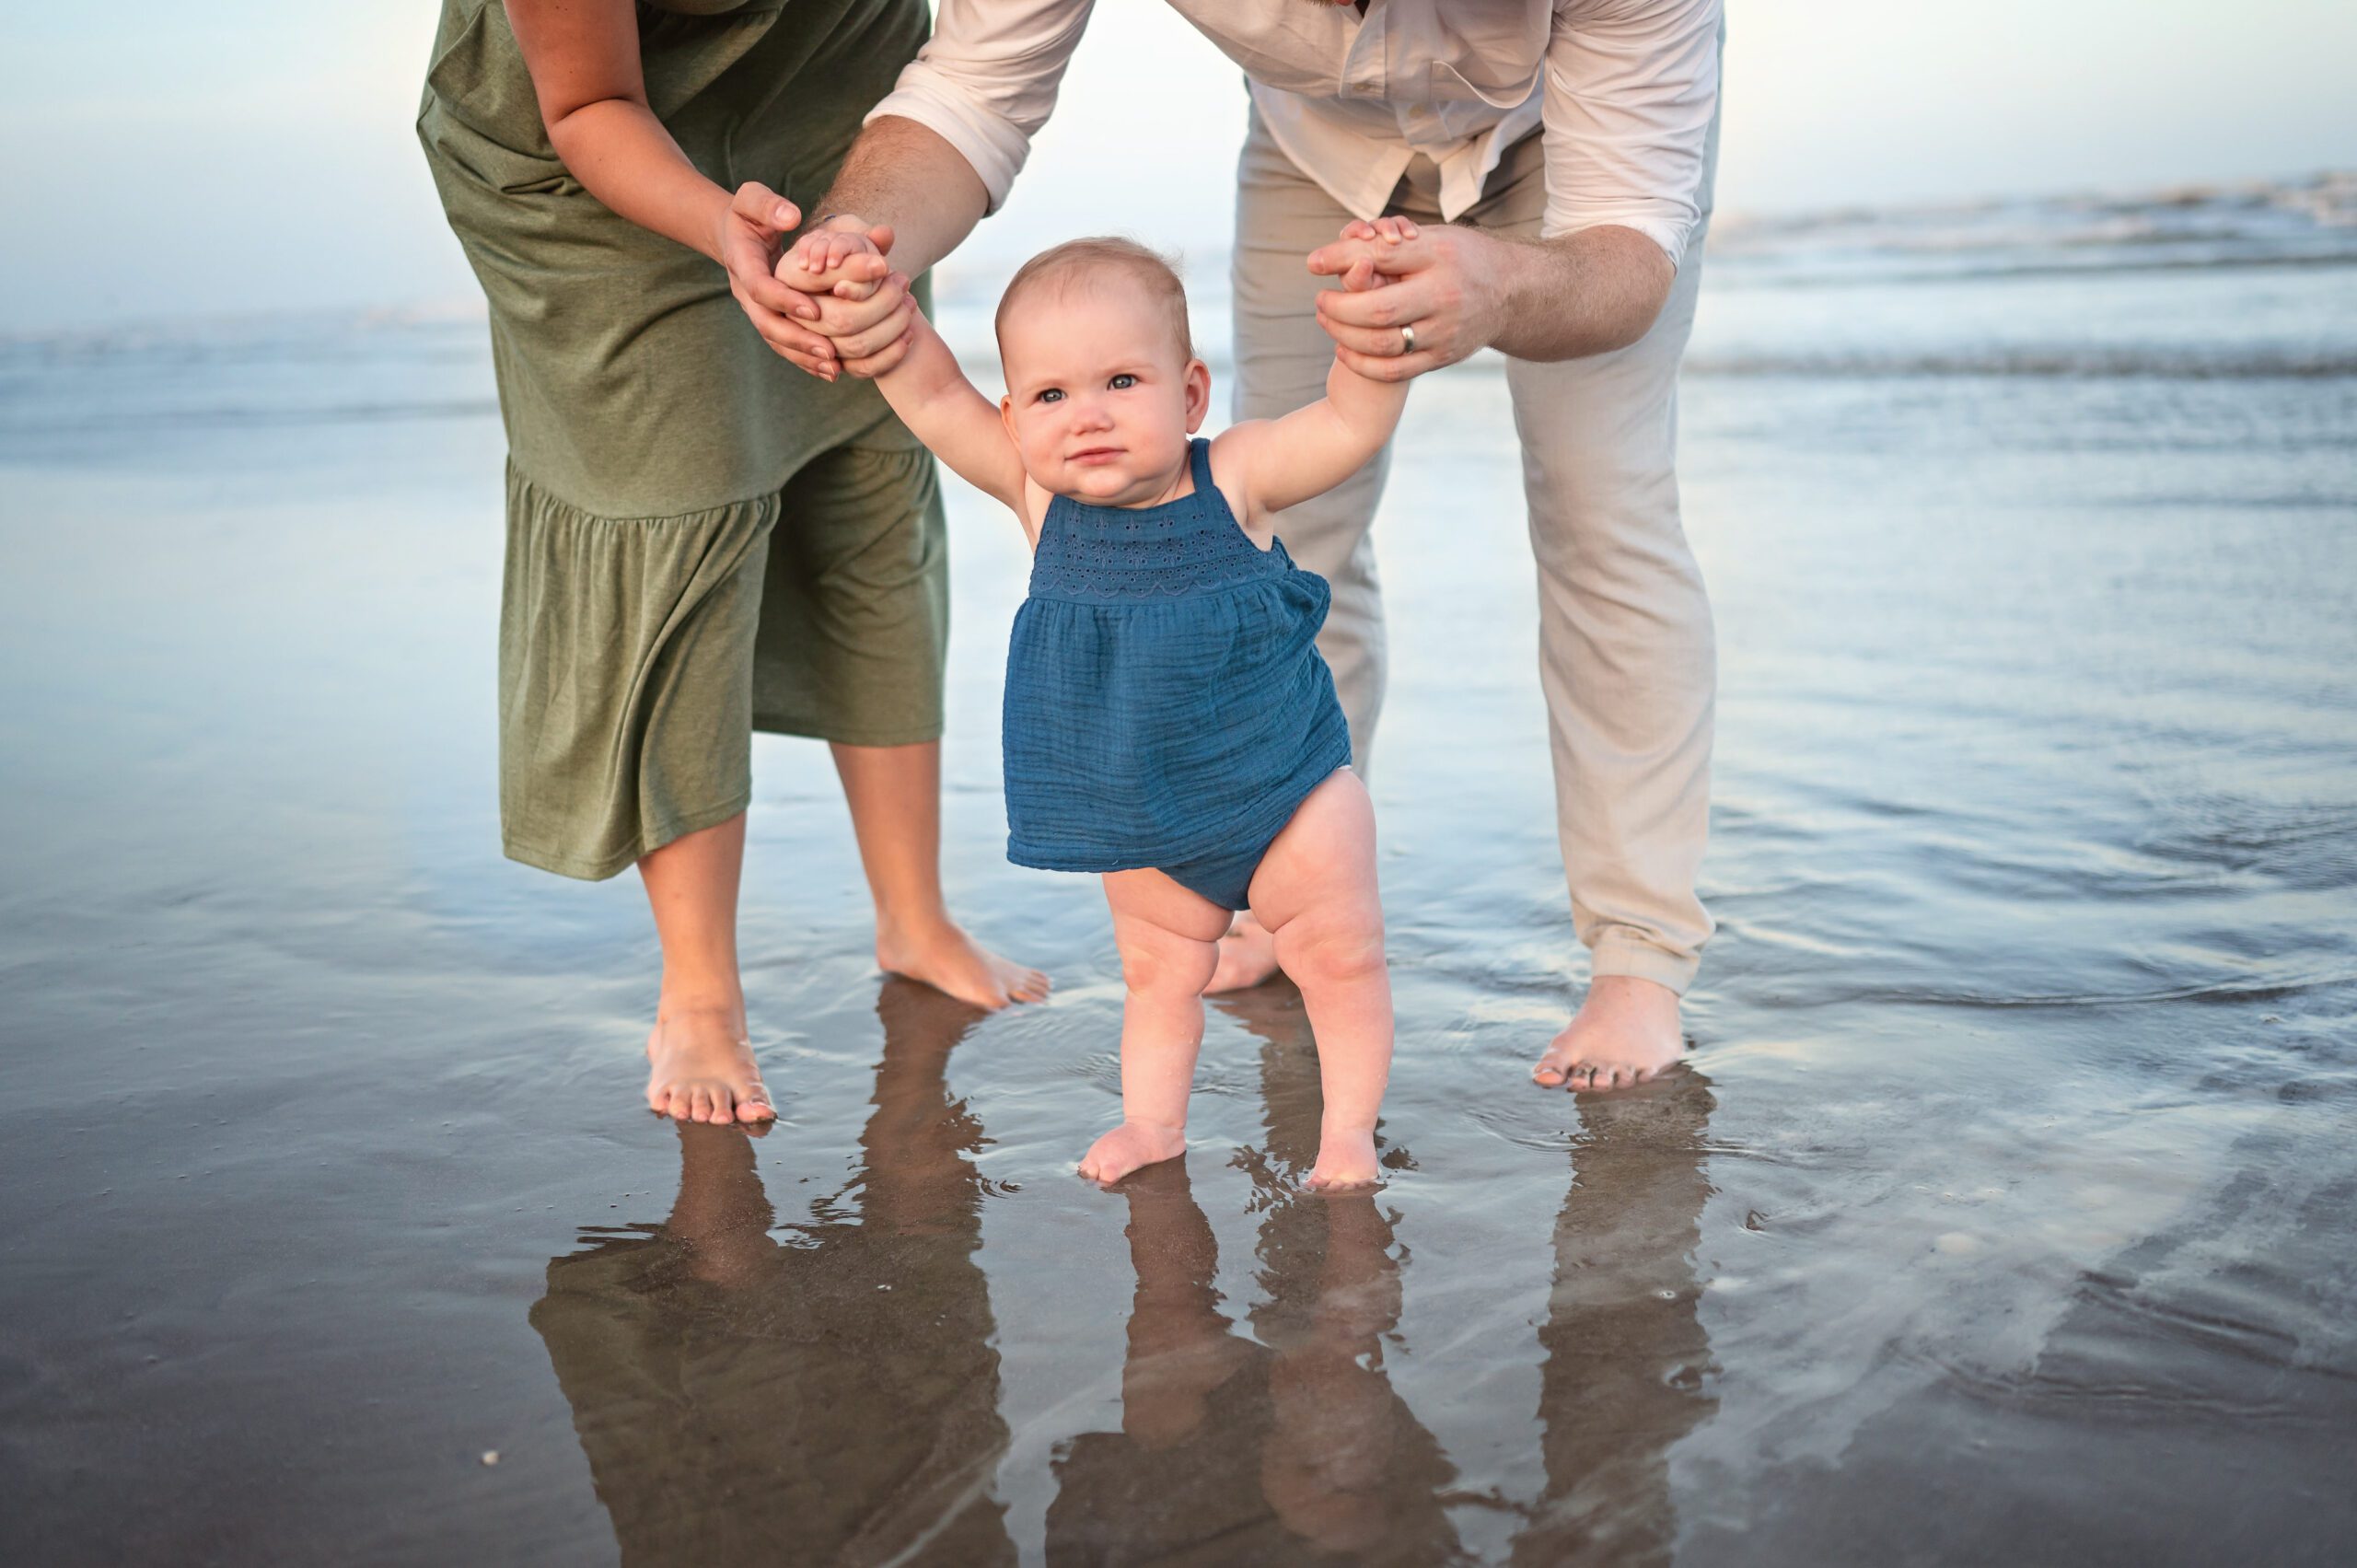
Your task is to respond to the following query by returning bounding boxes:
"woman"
[418,0,1044,1127]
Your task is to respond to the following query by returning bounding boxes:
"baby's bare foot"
[1305,1124,1380,1191]
[1204,913,1283,993]
[1530,974,1684,1091]
[1077,1121,1188,1185]
[877,915,1050,1010]
[645,1005,775,1124]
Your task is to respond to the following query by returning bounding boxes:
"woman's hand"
[1305,217,1508,382]
[714,181,857,377]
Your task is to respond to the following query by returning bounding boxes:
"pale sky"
[1,1,2350,331]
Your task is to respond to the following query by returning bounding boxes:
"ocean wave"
[1712,169,2356,285]
[0,399,501,436]
[1685,347,2357,379]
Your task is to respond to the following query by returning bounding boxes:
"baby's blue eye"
[1039,389,1063,403]
[1109,374,1137,390]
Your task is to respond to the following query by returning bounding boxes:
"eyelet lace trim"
[1032,514,1291,603]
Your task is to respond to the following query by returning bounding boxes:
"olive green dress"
[418,0,946,880]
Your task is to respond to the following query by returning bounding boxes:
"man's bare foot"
[1530,974,1685,1091]
[1305,1123,1380,1191]
[876,915,1050,1010]
[1077,1120,1188,1184]
[645,1004,775,1124]
[1204,912,1283,993]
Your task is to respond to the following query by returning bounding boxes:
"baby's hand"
[1329,216,1420,291]
[776,221,895,301]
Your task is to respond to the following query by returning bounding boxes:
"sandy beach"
[3,176,2353,1564]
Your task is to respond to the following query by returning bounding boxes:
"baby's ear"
[1182,358,1213,434]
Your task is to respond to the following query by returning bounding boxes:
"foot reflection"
[1047,992,1460,1563]
[1512,1073,1719,1565]
[529,980,1016,1567]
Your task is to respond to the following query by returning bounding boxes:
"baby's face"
[997,275,1210,506]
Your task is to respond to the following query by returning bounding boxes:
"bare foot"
[1530,974,1685,1091]
[1204,912,1283,993]
[645,1005,775,1124]
[1305,1123,1380,1191]
[1077,1120,1188,1184]
[877,914,1050,1010]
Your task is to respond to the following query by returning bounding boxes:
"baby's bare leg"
[1248,771,1391,1189]
[1077,869,1230,1184]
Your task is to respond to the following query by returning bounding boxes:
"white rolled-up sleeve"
[1541,0,1721,268]
[862,0,1098,214]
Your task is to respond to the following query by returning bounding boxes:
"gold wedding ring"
[1399,323,1416,355]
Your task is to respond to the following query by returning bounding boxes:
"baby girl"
[784,229,1411,1188]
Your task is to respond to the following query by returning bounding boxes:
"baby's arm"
[1214,343,1411,528]
[1230,355,1411,523]
[866,286,1029,516]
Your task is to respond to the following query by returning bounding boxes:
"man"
[720,0,1723,1091]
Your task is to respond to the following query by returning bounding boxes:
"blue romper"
[1001,438,1353,911]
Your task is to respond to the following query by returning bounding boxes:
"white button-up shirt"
[866,0,1721,268]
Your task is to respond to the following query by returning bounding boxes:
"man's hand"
[1306,218,1505,383]
[1311,217,1678,370]
[840,271,923,379]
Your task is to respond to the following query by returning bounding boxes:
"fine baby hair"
[993,237,1193,363]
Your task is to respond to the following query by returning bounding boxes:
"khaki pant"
[1230,105,1720,993]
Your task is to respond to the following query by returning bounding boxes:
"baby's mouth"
[1068,447,1124,465]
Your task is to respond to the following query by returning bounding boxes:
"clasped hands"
[716,178,1501,383]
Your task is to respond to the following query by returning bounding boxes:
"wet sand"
[4,200,2356,1562]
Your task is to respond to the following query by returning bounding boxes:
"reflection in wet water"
[532,982,1015,1566]
[1514,1080,1715,1565]
[529,983,1723,1565]
[1048,999,1462,1564]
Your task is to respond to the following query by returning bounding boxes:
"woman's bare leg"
[641,812,774,1125]
[830,740,1049,1009]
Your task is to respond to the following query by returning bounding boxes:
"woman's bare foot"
[1077,1120,1188,1184]
[645,1003,775,1124]
[1530,975,1684,1091]
[876,914,1050,1010]
[1204,912,1283,993]
[1305,1123,1380,1191]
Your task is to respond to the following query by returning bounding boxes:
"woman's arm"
[503,0,840,366]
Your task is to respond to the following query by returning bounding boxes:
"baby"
[784,228,1411,1189]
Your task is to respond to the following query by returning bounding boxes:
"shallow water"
[4,185,2355,1563]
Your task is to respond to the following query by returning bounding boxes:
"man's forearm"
[1483,226,1677,363]
[814,116,992,281]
